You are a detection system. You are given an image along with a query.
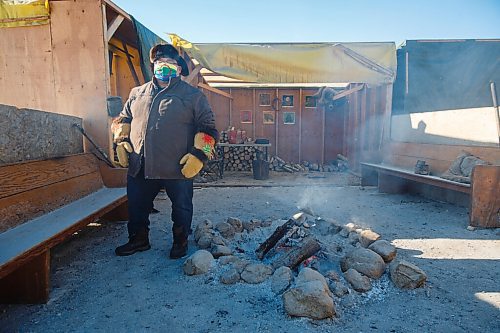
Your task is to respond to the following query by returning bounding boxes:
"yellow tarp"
[0,0,49,28]
[170,34,396,85]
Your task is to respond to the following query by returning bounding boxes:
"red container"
[228,129,237,144]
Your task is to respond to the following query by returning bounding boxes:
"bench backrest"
[0,153,105,233]
[382,142,500,175]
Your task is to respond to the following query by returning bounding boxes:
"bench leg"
[0,251,50,304]
[361,166,378,186]
[378,173,408,194]
[102,201,129,222]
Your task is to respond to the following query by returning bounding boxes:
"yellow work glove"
[114,141,133,168]
[179,132,216,178]
[194,132,216,159]
[179,153,204,178]
[112,122,131,143]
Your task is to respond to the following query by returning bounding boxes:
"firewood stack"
[221,146,259,171]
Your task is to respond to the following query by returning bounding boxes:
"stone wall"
[0,104,83,165]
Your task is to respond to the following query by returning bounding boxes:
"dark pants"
[126,169,193,241]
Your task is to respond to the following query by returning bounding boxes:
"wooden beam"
[121,41,140,86]
[183,64,203,84]
[106,15,124,42]
[198,83,233,99]
[333,84,364,100]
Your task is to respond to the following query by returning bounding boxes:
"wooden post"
[299,88,303,163]
[470,165,500,228]
[0,251,50,304]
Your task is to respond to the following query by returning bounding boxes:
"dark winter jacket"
[119,77,218,179]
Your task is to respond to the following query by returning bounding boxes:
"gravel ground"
[1,172,499,333]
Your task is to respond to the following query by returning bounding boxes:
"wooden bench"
[0,153,128,303]
[360,142,500,228]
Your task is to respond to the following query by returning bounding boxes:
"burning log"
[271,237,321,270]
[255,218,296,259]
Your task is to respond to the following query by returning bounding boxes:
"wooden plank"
[0,154,98,199]
[0,23,56,113]
[333,84,364,100]
[0,172,104,233]
[106,15,124,42]
[0,251,49,304]
[98,162,128,188]
[361,163,471,193]
[470,165,500,228]
[121,41,140,86]
[198,83,233,99]
[183,64,203,84]
[0,187,127,278]
[51,0,109,151]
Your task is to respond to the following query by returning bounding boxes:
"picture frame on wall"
[263,111,275,124]
[240,110,252,124]
[283,111,296,125]
[282,95,294,107]
[259,93,271,106]
[305,95,317,108]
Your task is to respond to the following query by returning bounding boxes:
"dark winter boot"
[169,226,188,259]
[115,229,151,256]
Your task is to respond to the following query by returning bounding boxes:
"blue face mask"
[153,62,179,81]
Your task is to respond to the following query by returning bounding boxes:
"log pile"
[221,146,258,171]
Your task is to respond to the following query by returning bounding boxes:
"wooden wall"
[205,85,390,167]
[0,0,111,152]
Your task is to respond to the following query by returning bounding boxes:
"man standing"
[113,44,218,259]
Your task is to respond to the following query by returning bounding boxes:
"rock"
[340,248,386,279]
[219,255,238,265]
[197,232,214,249]
[347,231,359,245]
[283,280,336,319]
[466,225,476,231]
[220,268,240,284]
[339,226,351,238]
[194,219,213,242]
[261,219,272,227]
[329,280,350,297]
[296,267,329,292]
[390,260,427,289]
[242,220,256,232]
[241,263,273,284]
[183,250,214,276]
[210,235,228,247]
[324,270,340,282]
[210,245,232,258]
[226,217,243,233]
[271,266,293,294]
[368,240,397,263]
[344,268,372,292]
[359,230,381,248]
[232,259,251,273]
[215,221,236,239]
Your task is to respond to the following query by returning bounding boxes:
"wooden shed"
[0,0,200,157]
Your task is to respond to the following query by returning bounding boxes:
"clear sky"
[112,0,499,45]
